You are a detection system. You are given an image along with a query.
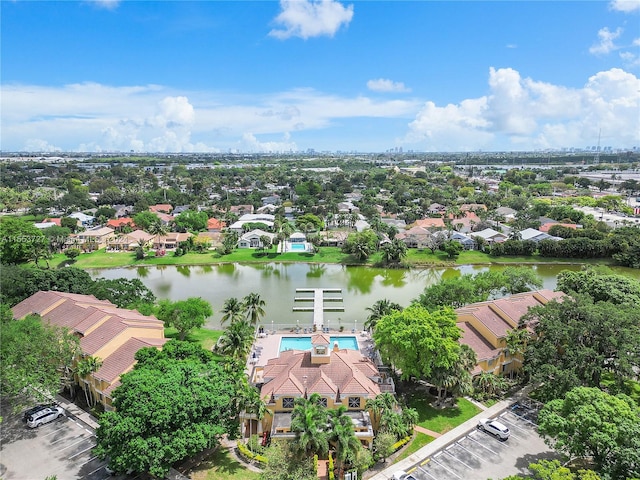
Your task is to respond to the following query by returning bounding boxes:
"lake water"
[88,263,640,331]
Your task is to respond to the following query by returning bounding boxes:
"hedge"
[328,452,335,480]
[392,436,412,452]
[237,441,268,465]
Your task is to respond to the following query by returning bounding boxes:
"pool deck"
[247,330,376,378]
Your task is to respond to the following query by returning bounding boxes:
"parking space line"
[57,436,90,452]
[502,411,538,428]
[86,463,107,476]
[420,458,430,466]
[41,422,74,438]
[50,432,92,445]
[442,448,473,470]
[430,454,463,479]
[68,444,95,460]
[451,442,488,463]
[466,433,501,455]
[418,465,440,480]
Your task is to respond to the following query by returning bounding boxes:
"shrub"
[328,453,335,480]
[237,441,268,465]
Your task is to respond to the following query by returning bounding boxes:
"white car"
[392,471,417,480]
[477,418,510,440]
[26,405,65,428]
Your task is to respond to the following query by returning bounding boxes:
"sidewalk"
[367,387,532,480]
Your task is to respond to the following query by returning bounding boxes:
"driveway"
[0,400,121,480]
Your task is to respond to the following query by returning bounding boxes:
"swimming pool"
[279,336,359,352]
[289,243,307,251]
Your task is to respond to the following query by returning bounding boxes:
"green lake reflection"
[90,263,640,330]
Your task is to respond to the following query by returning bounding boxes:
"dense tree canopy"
[556,268,640,305]
[94,340,238,478]
[1,314,80,407]
[0,217,46,264]
[156,297,213,340]
[522,293,640,401]
[90,277,156,308]
[373,305,462,380]
[537,387,640,479]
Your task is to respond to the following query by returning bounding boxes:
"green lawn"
[406,394,482,434]
[188,448,262,480]
[395,432,435,462]
[46,246,612,270]
[165,327,225,358]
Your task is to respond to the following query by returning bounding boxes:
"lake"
[88,263,640,331]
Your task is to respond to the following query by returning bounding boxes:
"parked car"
[392,471,417,480]
[477,418,510,440]
[22,403,57,422]
[26,405,65,428]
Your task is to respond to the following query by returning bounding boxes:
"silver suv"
[26,405,65,428]
[477,418,510,440]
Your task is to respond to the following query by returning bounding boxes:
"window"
[318,397,328,408]
[315,346,326,355]
[348,397,360,408]
[282,397,295,409]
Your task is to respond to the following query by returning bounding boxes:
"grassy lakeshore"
[46,247,614,270]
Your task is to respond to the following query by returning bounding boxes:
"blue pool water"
[289,243,307,251]
[279,336,359,352]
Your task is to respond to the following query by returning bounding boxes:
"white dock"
[294,288,344,330]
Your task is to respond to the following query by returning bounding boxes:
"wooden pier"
[293,288,344,330]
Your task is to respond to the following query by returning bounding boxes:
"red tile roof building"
[12,291,166,410]
[455,290,565,375]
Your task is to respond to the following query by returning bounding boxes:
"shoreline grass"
[45,246,616,271]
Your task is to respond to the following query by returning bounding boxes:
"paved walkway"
[413,425,441,438]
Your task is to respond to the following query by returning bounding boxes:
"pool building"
[247,333,394,448]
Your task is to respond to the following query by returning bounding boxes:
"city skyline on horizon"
[2,0,639,154]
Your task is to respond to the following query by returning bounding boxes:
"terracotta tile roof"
[106,218,135,228]
[43,218,62,226]
[149,204,173,213]
[80,317,130,355]
[11,291,111,320]
[207,218,225,230]
[261,349,381,399]
[458,322,500,361]
[539,223,578,233]
[311,333,331,345]
[94,337,168,383]
[415,218,445,229]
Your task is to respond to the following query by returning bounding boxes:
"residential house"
[256,204,278,214]
[395,226,434,249]
[261,195,281,206]
[414,217,445,231]
[519,228,561,243]
[448,231,476,250]
[473,228,507,244]
[107,230,155,252]
[449,211,481,234]
[254,334,392,448]
[238,229,276,249]
[456,290,565,376]
[539,222,578,233]
[106,218,136,232]
[34,221,58,230]
[112,205,134,218]
[337,201,359,214]
[71,226,115,251]
[321,230,349,247]
[172,205,191,215]
[381,218,407,230]
[153,232,193,250]
[354,219,371,232]
[494,206,517,221]
[460,203,487,213]
[427,203,446,215]
[195,232,223,250]
[229,204,254,215]
[206,217,225,232]
[43,218,62,226]
[229,214,275,234]
[69,212,95,227]
[149,204,173,214]
[154,212,174,226]
[11,291,167,411]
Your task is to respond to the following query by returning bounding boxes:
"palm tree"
[290,395,329,458]
[473,371,510,399]
[76,356,102,407]
[239,386,271,452]
[365,392,397,434]
[505,327,530,377]
[220,297,244,325]
[243,293,266,327]
[364,299,401,333]
[216,320,254,360]
[380,238,407,266]
[328,406,359,476]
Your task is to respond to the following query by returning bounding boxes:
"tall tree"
[373,305,462,381]
[220,297,244,325]
[242,292,266,326]
[0,218,46,265]
[522,294,640,401]
[76,356,103,406]
[364,299,402,333]
[94,340,237,478]
[215,320,254,361]
[537,387,640,479]
[156,297,213,340]
[328,406,360,476]
[290,394,329,458]
[1,314,80,408]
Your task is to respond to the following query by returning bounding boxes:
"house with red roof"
[12,291,167,410]
[414,217,446,230]
[455,290,565,376]
[253,333,392,448]
[106,217,136,231]
[149,204,173,214]
[207,217,225,232]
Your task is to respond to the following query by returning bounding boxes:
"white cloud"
[269,0,354,40]
[87,0,121,10]
[609,0,640,12]
[239,132,298,153]
[367,78,411,93]
[404,67,640,152]
[590,27,623,55]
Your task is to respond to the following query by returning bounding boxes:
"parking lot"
[0,403,130,480]
[396,401,562,480]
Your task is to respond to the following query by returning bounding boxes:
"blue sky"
[1,0,639,153]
